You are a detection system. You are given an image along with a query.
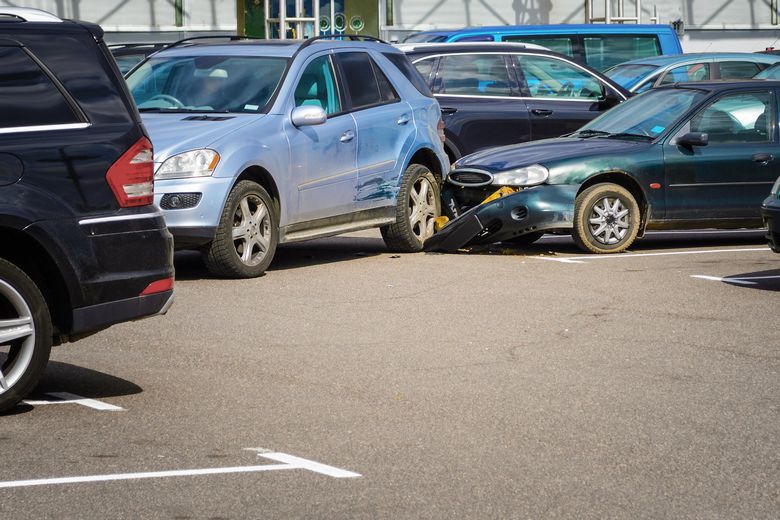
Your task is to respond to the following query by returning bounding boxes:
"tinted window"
[454,35,494,42]
[755,63,780,79]
[502,35,575,57]
[719,61,762,79]
[294,55,341,115]
[604,63,659,90]
[411,58,435,88]
[372,59,400,102]
[583,35,661,71]
[0,46,79,129]
[516,55,602,100]
[684,91,772,144]
[384,52,433,97]
[659,63,710,85]
[439,54,511,96]
[339,52,397,110]
[403,33,447,43]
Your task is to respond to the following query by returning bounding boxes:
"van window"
[0,47,80,129]
[502,35,575,58]
[438,54,511,96]
[453,35,494,42]
[583,35,661,71]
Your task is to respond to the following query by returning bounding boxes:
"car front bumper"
[425,184,579,252]
[761,195,780,253]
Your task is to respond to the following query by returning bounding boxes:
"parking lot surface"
[2,230,778,519]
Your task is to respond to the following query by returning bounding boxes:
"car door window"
[501,36,575,58]
[337,52,399,110]
[411,57,436,88]
[0,46,80,129]
[659,63,711,85]
[677,91,772,144]
[719,61,762,79]
[438,54,511,96]
[294,55,341,115]
[515,55,602,100]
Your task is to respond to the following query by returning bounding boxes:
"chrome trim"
[435,93,600,102]
[0,122,89,135]
[0,7,62,22]
[79,211,164,226]
[669,181,774,187]
[297,168,358,191]
[447,168,494,187]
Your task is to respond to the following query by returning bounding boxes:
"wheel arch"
[406,147,445,184]
[234,165,281,217]
[577,171,650,232]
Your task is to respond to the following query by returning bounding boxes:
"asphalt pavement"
[1,229,778,519]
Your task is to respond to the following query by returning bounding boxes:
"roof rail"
[297,34,388,52]
[164,35,264,51]
[0,7,62,23]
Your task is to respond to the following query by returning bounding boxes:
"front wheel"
[382,164,441,252]
[572,183,640,254]
[203,181,279,278]
[0,258,52,413]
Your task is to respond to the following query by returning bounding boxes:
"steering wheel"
[148,94,185,108]
[559,80,575,97]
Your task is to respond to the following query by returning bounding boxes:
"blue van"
[402,24,683,71]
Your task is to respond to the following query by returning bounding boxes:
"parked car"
[398,42,630,164]
[605,53,780,93]
[754,62,780,80]
[762,176,780,252]
[427,80,780,254]
[0,8,174,412]
[125,36,448,278]
[108,43,169,74]
[402,24,683,71]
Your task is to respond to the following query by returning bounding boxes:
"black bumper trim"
[71,290,173,334]
[169,226,216,249]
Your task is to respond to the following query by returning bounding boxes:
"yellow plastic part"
[481,186,519,204]
[434,216,449,232]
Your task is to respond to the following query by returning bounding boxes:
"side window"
[454,35,494,42]
[0,46,80,129]
[338,52,398,110]
[659,63,711,85]
[438,54,511,96]
[583,35,661,71]
[515,55,602,100]
[680,91,772,144]
[294,55,341,115]
[719,61,762,79]
[502,36,575,58]
[410,57,436,89]
[383,52,434,97]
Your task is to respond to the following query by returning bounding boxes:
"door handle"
[440,107,458,115]
[397,115,410,125]
[340,130,355,143]
[752,153,773,164]
[531,109,554,116]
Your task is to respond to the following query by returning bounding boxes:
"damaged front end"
[425,183,579,252]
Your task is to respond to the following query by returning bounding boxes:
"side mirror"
[676,132,709,148]
[598,85,622,109]
[291,105,326,127]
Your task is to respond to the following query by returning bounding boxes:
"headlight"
[155,149,220,180]
[491,164,548,187]
[772,176,780,197]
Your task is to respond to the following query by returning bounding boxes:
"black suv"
[398,42,630,163]
[0,8,174,411]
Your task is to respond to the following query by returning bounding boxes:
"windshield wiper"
[138,107,230,113]
[572,129,611,138]
[600,132,654,141]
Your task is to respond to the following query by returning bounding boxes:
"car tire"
[573,183,640,254]
[382,164,441,252]
[203,181,279,278]
[504,232,544,246]
[0,258,52,414]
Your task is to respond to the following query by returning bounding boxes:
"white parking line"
[691,274,780,285]
[0,451,360,489]
[538,247,770,264]
[22,392,124,411]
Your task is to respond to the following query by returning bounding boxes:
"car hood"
[456,137,651,173]
[142,113,263,163]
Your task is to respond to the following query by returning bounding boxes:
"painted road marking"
[22,392,124,411]
[0,451,360,489]
[537,247,770,264]
[691,274,780,285]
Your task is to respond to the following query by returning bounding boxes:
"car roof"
[615,52,780,67]
[412,24,676,37]
[657,78,780,91]
[151,38,401,59]
[395,41,549,53]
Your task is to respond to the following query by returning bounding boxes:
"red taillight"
[140,277,174,296]
[437,118,446,144]
[106,137,154,207]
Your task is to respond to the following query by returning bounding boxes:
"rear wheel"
[203,181,278,278]
[0,258,52,413]
[573,183,640,254]
[382,164,441,252]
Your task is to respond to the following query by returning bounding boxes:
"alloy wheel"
[408,176,437,242]
[232,194,271,267]
[588,196,631,245]
[0,279,35,396]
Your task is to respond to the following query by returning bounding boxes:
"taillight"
[140,277,174,296]
[106,137,154,207]
[437,118,446,144]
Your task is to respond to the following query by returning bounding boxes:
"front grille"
[160,192,202,210]
[448,169,493,187]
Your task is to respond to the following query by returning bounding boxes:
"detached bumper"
[761,196,780,253]
[425,184,578,252]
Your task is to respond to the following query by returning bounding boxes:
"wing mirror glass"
[291,105,327,127]
[676,132,709,148]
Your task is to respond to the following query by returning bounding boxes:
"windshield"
[755,63,780,79]
[127,55,288,113]
[604,63,659,89]
[578,88,707,139]
[403,33,447,43]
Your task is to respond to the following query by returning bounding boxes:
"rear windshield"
[383,52,433,97]
[126,55,288,113]
[604,63,659,89]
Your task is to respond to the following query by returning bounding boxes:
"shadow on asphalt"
[723,268,780,292]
